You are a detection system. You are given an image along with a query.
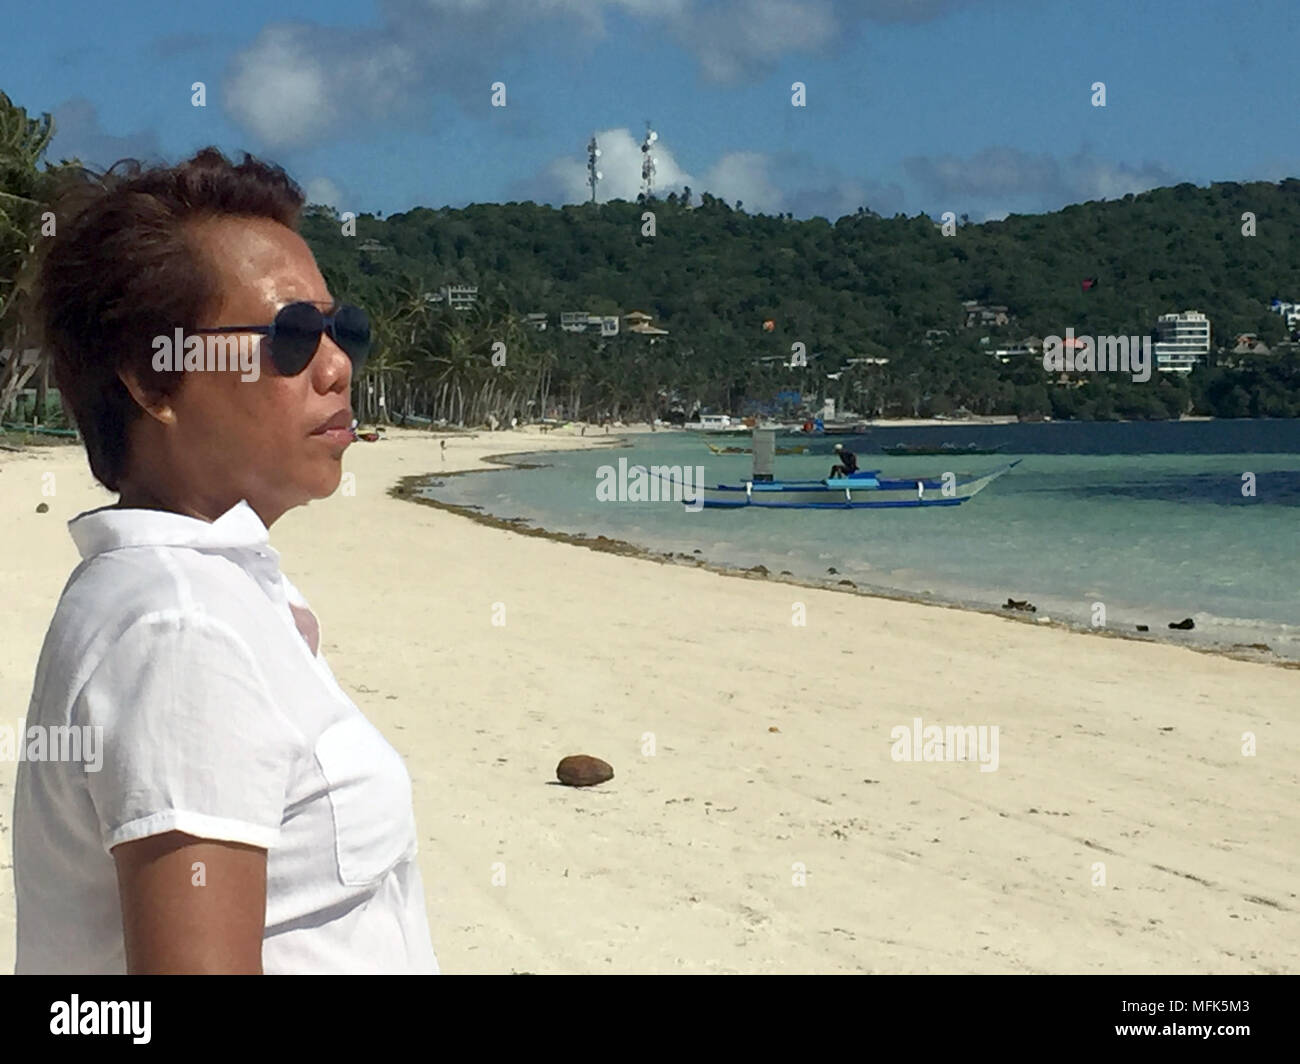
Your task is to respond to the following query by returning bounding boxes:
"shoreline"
[608,413,1223,433]
[400,438,1298,671]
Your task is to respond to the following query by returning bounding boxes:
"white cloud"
[225,26,332,147]
[661,0,840,83]
[701,151,784,213]
[904,146,1180,216]
[223,0,985,147]
[48,98,161,169]
[304,177,345,208]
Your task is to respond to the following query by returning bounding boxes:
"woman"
[13,148,438,974]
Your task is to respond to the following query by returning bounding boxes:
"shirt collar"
[69,500,272,560]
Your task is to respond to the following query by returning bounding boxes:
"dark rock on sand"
[35,502,49,514]
[838,579,856,588]
[1168,617,1195,631]
[1002,598,1036,613]
[747,564,769,576]
[556,755,614,787]
[1136,625,1149,632]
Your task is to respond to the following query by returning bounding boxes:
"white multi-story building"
[1153,310,1210,373]
[1269,300,1300,332]
[559,312,619,336]
[560,311,593,332]
[993,337,1042,364]
[442,284,478,311]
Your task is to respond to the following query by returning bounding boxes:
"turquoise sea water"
[419,420,1300,660]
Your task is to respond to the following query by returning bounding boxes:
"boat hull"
[706,443,810,455]
[881,444,1003,456]
[782,423,870,437]
[685,427,752,435]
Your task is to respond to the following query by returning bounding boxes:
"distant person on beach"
[829,442,858,478]
[14,148,439,975]
[441,438,447,461]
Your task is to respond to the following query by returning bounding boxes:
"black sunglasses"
[193,302,371,376]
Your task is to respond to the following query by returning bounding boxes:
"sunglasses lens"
[269,302,324,375]
[331,305,371,369]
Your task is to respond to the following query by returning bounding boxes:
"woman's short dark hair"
[35,147,305,491]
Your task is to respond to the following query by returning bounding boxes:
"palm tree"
[425,311,481,426]
[359,274,433,423]
[0,91,57,421]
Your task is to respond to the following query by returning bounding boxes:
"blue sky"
[8,0,1298,222]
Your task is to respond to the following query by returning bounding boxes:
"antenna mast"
[640,120,658,199]
[586,134,602,204]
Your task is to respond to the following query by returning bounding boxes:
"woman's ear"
[118,367,178,425]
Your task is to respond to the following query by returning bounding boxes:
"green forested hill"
[302,179,1300,423]
[4,83,1297,429]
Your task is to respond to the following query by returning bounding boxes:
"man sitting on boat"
[829,443,859,478]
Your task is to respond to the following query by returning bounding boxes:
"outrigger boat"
[705,442,810,456]
[664,429,1019,510]
[782,418,870,436]
[880,441,1004,457]
[683,413,750,435]
[679,465,1020,508]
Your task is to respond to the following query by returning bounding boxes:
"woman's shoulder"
[45,548,272,670]
[33,548,312,740]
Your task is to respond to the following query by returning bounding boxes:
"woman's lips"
[311,410,354,445]
[312,426,353,445]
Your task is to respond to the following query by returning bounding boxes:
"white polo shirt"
[12,501,440,974]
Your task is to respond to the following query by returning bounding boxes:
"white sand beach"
[2,428,1297,973]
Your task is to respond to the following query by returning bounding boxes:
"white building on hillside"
[1153,310,1210,373]
[442,284,478,311]
[993,337,1043,364]
[1269,299,1300,332]
[560,312,619,336]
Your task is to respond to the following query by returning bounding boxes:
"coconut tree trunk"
[33,352,48,424]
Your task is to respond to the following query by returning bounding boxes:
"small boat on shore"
[783,418,870,436]
[881,442,1004,457]
[663,463,1020,509]
[706,442,810,455]
[684,414,749,435]
[664,428,1018,510]
[391,412,433,427]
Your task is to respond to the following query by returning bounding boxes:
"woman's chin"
[311,463,347,499]
[274,463,345,508]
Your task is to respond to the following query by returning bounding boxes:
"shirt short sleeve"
[77,609,301,854]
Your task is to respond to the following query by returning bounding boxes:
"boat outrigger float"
[663,429,1020,510]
